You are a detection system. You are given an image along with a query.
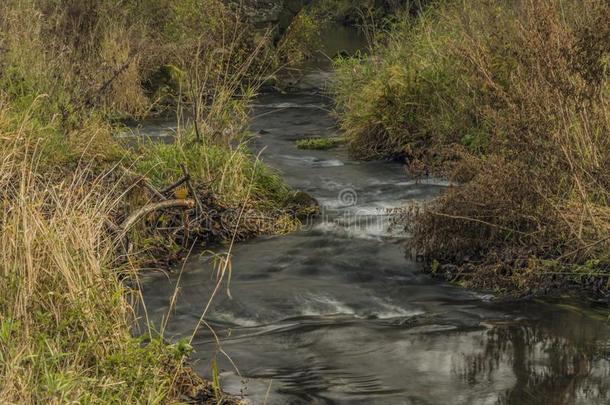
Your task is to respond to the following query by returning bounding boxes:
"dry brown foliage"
[404,0,610,294]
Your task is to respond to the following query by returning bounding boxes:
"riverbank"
[332,0,610,298]
[0,0,311,402]
[0,136,248,403]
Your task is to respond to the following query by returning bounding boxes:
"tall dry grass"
[0,116,185,402]
[410,1,610,281]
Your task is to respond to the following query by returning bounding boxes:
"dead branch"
[428,210,529,235]
[121,199,195,233]
[94,53,137,101]
[180,163,205,215]
[162,175,190,195]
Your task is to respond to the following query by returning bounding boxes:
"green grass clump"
[295,136,346,150]
[331,6,482,159]
[135,132,293,210]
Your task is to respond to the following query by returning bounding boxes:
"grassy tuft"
[295,136,346,150]
[135,132,293,210]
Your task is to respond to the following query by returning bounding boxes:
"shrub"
[332,5,481,159]
[334,0,610,293]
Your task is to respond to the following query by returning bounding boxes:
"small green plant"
[211,359,221,401]
[295,136,346,150]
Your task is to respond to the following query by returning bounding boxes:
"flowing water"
[140,28,610,405]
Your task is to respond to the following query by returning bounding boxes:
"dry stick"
[188,52,203,144]
[556,236,610,261]
[180,163,205,215]
[104,218,121,233]
[263,380,274,405]
[88,53,137,106]
[120,199,195,233]
[182,210,190,248]
[131,264,154,338]
[161,175,189,195]
[161,240,198,337]
[201,319,242,377]
[188,150,264,344]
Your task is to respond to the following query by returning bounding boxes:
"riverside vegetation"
[332,0,610,296]
[0,0,315,402]
[2,0,608,402]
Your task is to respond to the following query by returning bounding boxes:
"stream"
[140,28,610,405]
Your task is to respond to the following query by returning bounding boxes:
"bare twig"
[428,210,529,235]
[87,53,137,106]
[557,236,610,261]
[162,175,189,195]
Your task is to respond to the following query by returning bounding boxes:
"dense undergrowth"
[333,0,610,296]
[0,0,305,402]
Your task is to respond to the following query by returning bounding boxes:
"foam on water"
[280,155,345,168]
[299,294,356,317]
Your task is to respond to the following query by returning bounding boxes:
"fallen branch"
[428,210,529,235]
[557,236,610,261]
[162,175,190,195]
[121,199,195,233]
[93,53,137,102]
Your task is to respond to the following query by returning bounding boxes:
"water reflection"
[458,314,610,405]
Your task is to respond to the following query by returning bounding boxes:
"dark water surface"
[140,29,610,405]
